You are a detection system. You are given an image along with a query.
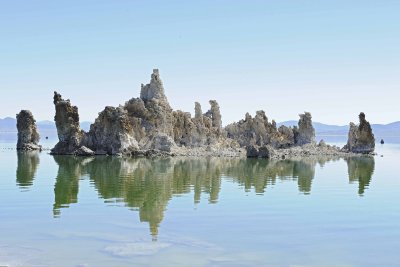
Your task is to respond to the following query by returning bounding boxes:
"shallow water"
[1,136,400,267]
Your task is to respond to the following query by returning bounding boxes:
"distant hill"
[277,120,400,137]
[0,117,91,133]
[2,117,400,137]
[278,121,348,135]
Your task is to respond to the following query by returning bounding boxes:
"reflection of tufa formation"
[16,151,40,188]
[42,156,374,237]
[346,156,375,195]
[14,153,375,237]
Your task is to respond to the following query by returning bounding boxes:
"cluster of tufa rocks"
[239,111,376,159]
[15,69,377,158]
[225,110,317,158]
[50,69,239,156]
[16,110,42,151]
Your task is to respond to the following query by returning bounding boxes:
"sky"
[0,0,399,125]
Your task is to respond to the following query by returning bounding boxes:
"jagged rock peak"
[53,91,63,104]
[358,112,372,133]
[51,91,84,155]
[53,92,81,139]
[207,100,222,128]
[245,112,252,121]
[140,69,170,106]
[344,112,375,153]
[16,110,41,151]
[295,112,315,145]
[194,102,203,122]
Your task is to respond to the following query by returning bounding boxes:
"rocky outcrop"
[246,145,275,158]
[294,112,315,145]
[140,69,170,108]
[226,111,314,150]
[343,112,375,154]
[51,92,85,154]
[47,69,369,159]
[225,111,272,147]
[205,100,222,129]
[51,69,241,156]
[124,70,226,149]
[270,125,295,148]
[247,142,367,160]
[194,102,203,123]
[86,106,139,155]
[16,110,41,150]
[74,146,95,156]
[142,133,177,153]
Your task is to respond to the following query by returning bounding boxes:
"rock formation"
[246,144,275,158]
[48,69,374,159]
[51,69,240,156]
[86,106,139,155]
[226,111,273,147]
[343,112,375,153]
[226,111,315,154]
[16,110,41,150]
[140,69,170,107]
[194,102,203,123]
[52,92,87,155]
[205,100,222,129]
[294,112,315,145]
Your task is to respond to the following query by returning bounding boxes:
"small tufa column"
[16,110,42,151]
[294,112,316,146]
[208,100,222,128]
[344,112,375,153]
[194,102,203,124]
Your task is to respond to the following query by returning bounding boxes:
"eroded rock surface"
[294,112,315,145]
[51,92,85,154]
[51,69,242,156]
[16,110,41,151]
[226,111,272,147]
[205,100,222,129]
[343,112,375,154]
[86,106,139,155]
[48,69,370,159]
[226,111,315,150]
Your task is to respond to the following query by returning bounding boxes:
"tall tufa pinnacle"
[140,69,170,108]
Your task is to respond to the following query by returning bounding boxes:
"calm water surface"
[0,136,400,267]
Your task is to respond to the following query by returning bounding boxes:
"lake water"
[1,135,400,267]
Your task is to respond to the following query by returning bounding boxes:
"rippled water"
[1,136,400,267]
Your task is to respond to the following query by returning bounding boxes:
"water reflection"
[224,157,344,194]
[15,154,375,237]
[16,151,40,189]
[53,156,89,217]
[52,157,225,237]
[346,157,375,195]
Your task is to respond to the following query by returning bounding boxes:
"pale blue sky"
[1,0,399,125]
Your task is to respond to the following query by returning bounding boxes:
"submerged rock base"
[247,142,374,160]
